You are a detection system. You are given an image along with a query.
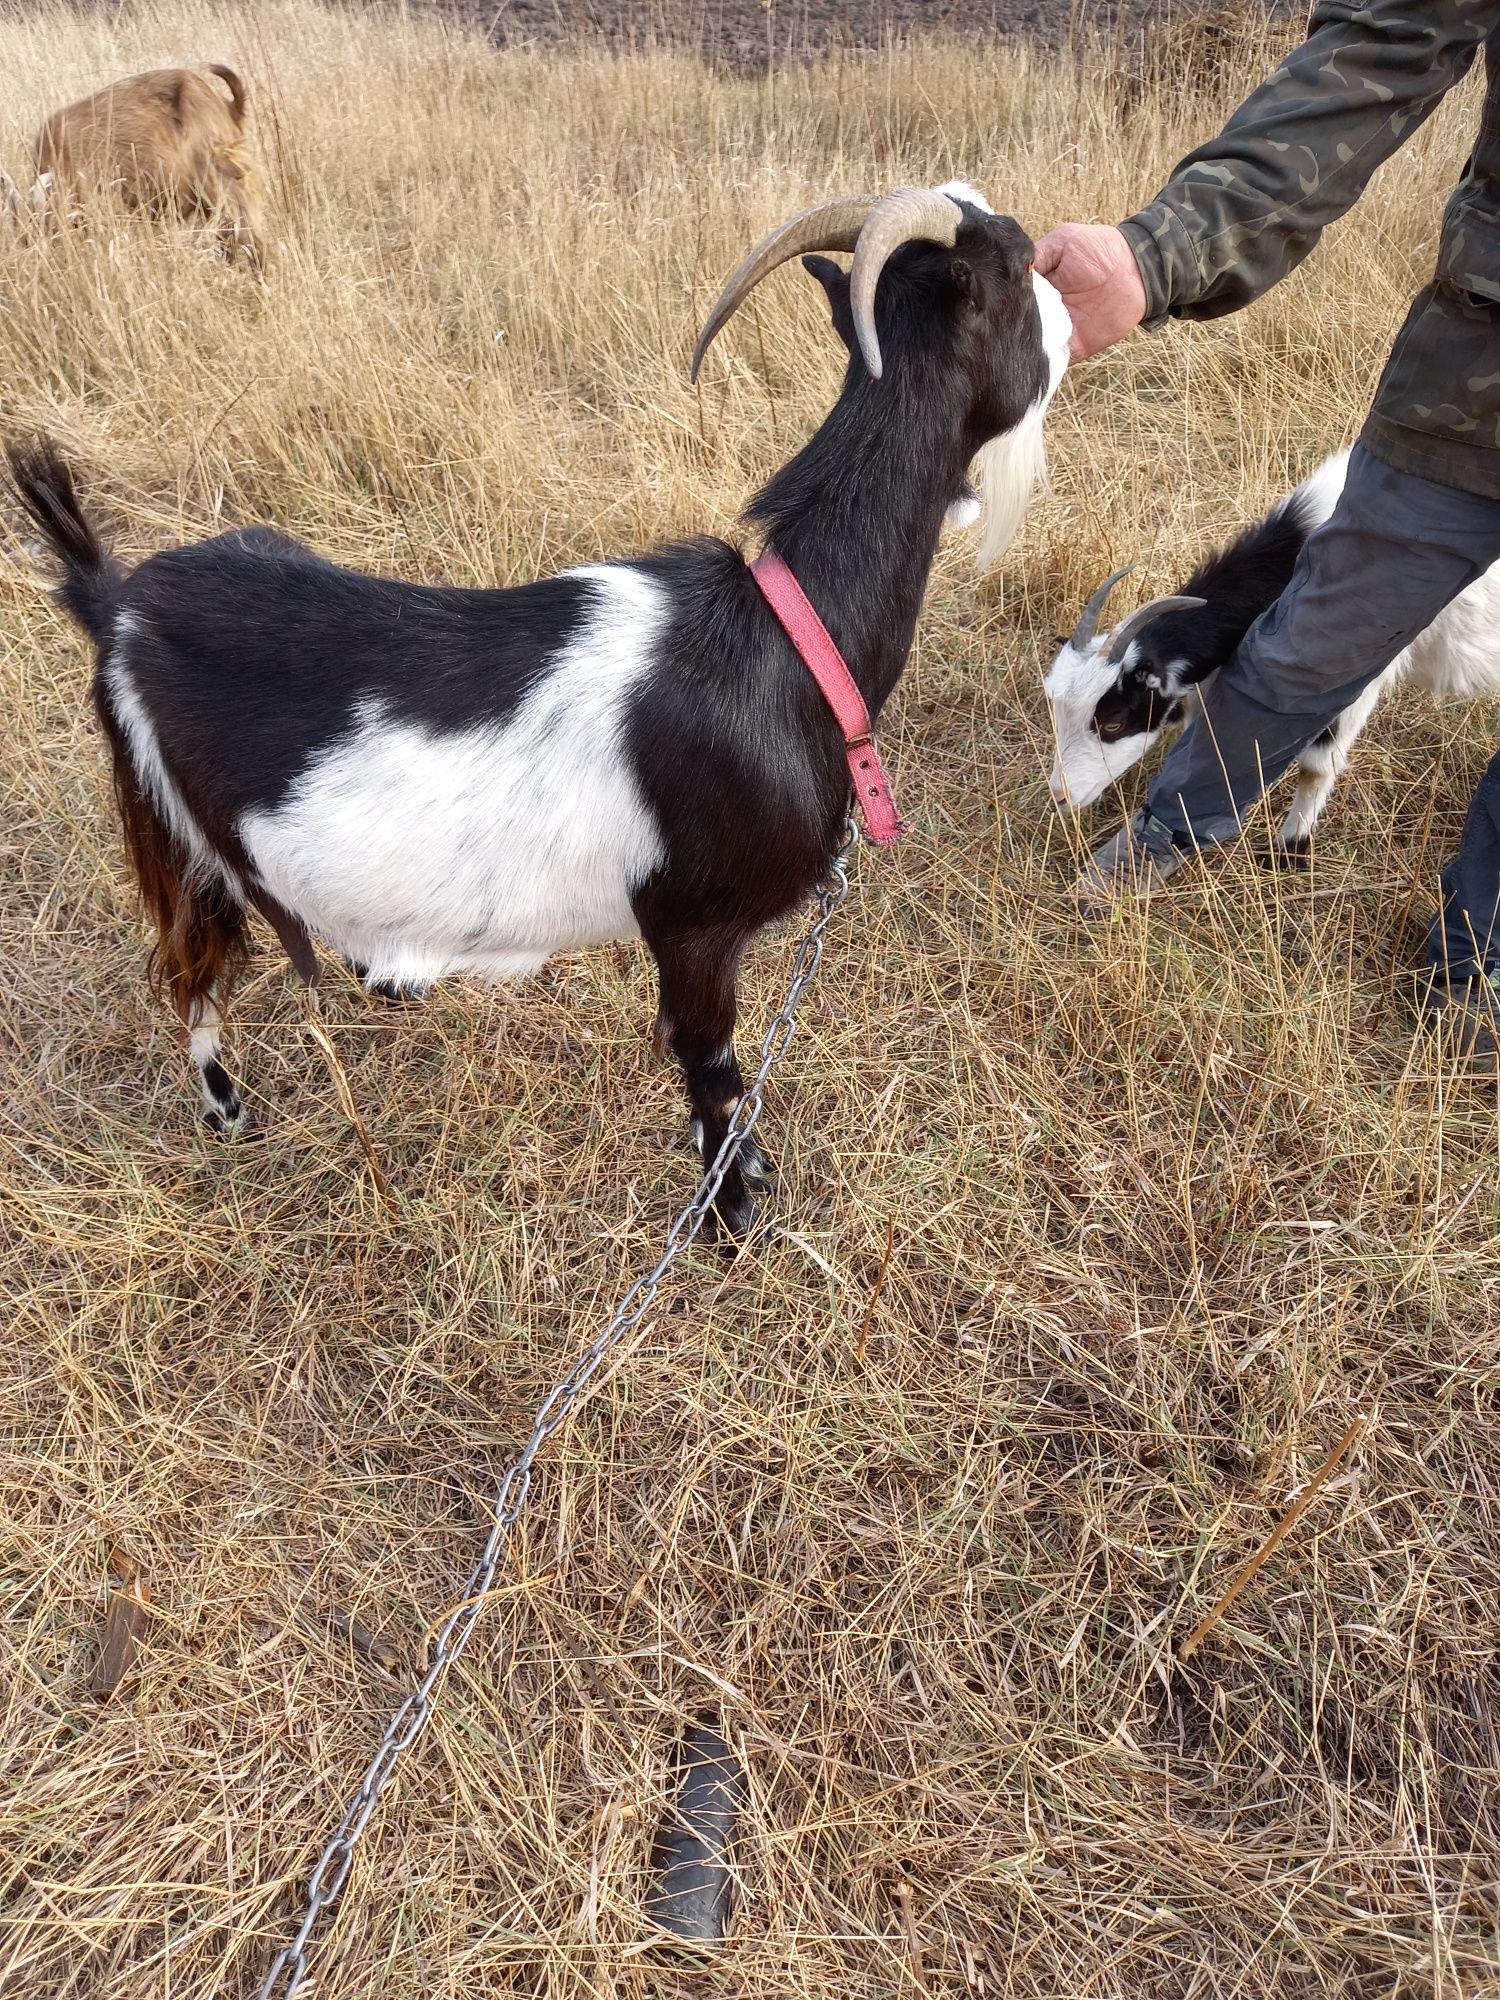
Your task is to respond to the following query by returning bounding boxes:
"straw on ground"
[1,5,1497,1997]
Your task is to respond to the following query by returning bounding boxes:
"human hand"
[1034,223,1147,361]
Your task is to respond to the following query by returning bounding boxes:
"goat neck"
[743,350,970,723]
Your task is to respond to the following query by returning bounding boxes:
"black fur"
[1092,488,1317,743]
[5,441,124,641]
[629,213,1045,1223]
[113,534,589,844]
[200,1058,241,1122]
[7,202,1048,1236]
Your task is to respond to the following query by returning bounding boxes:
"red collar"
[749,548,909,847]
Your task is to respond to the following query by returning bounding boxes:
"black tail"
[5,437,124,642]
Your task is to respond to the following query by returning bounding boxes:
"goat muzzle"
[690,185,966,383]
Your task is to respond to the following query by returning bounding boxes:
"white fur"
[188,1015,221,1071]
[187,999,243,1122]
[967,271,1071,569]
[943,490,982,532]
[104,611,237,888]
[237,565,668,989]
[937,179,994,214]
[931,181,1070,566]
[1292,447,1349,533]
[1275,555,1500,841]
[1043,631,1166,810]
[1045,445,1500,847]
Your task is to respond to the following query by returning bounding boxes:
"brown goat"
[34,66,265,267]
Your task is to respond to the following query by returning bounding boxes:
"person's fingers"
[1033,228,1070,278]
[1032,223,1145,360]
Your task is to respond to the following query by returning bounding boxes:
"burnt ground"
[411,0,1296,70]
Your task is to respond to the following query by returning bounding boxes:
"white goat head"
[1043,567,1205,807]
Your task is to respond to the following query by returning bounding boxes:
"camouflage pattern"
[1121,2,1500,498]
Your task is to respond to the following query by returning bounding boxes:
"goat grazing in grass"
[8,181,1068,1233]
[33,65,265,267]
[1044,448,1500,857]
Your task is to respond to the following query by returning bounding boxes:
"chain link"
[257,825,857,2000]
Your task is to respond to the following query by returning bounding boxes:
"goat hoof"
[348,958,427,1005]
[709,1184,760,1244]
[201,1103,254,1140]
[1261,840,1311,872]
[368,977,426,1006]
[199,1061,246,1136]
[737,1137,776,1195]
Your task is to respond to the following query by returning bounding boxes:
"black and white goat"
[9,182,1068,1234]
[1044,449,1500,856]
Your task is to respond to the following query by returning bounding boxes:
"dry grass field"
[2,4,1498,1996]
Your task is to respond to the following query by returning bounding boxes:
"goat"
[33,65,264,267]
[1044,448,1500,857]
[8,182,1069,1235]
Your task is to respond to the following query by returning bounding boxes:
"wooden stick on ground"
[1179,1413,1370,1662]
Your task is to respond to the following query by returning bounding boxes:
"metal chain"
[257,824,858,2000]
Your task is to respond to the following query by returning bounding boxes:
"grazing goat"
[33,65,264,267]
[1044,449,1500,856]
[9,182,1069,1234]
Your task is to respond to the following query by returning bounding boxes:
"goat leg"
[646,926,770,1240]
[216,169,263,270]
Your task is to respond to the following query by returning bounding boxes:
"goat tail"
[207,65,248,123]
[5,436,124,643]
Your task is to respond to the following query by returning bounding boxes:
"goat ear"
[801,254,855,353]
[1154,656,1200,692]
[801,253,847,303]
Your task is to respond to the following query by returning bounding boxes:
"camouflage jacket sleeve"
[1121,2,1497,325]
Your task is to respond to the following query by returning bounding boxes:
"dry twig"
[1179,1414,1372,1661]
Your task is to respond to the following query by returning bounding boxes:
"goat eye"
[1095,717,1126,743]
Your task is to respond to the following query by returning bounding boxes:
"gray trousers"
[1143,444,1500,982]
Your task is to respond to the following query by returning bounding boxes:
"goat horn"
[1105,594,1208,662]
[689,195,879,382]
[849,186,965,380]
[1069,565,1135,649]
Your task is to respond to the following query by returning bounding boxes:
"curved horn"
[689,195,879,382]
[848,186,965,380]
[1106,594,1208,662]
[1069,565,1135,650]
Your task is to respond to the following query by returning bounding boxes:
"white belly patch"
[237,565,669,986]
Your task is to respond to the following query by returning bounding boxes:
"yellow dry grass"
[2,5,1498,1996]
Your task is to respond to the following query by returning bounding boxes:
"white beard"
[968,406,1049,569]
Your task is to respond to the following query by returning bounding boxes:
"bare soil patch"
[421,0,1295,68]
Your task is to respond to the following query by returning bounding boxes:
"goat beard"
[969,405,1048,570]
